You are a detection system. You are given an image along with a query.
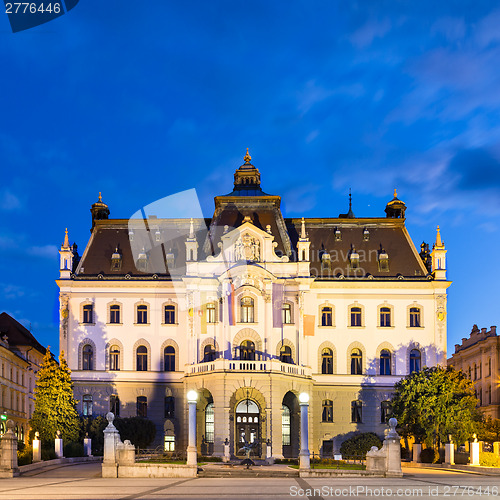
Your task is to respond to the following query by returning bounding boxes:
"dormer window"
[166,252,175,270]
[136,249,148,272]
[363,228,370,241]
[378,250,389,272]
[111,248,122,271]
[155,229,161,242]
[321,253,331,272]
[349,248,359,269]
[334,228,341,241]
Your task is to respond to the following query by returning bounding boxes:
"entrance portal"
[235,399,261,457]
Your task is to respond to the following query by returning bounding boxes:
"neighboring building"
[448,325,499,419]
[0,312,47,443]
[58,151,450,457]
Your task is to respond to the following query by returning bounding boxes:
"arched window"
[322,400,333,422]
[488,358,492,376]
[321,348,333,374]
[282,405,291,446]
[381,401,392,423]
[82,304,93,324]
[410,349,421,373]
[164,304,176,324]
[279,345,293,364]
[409,307,421,327]
[82,345,94,371]
[110,345,120,371]
[137,304,148,324]
[203,345,216,363]
[240,340,255,360]
[136,396,147,417]
[350,348,362,375]
[351,400,362,423]
[468,366,472,379]
[206,303,216,323]
[109,305,121,324]
[321,307,333,326]
[164,346,175,371]
[487,385,492,405]
[350,307,362,327]
[136,346,148,371]
[240,297,254,323]
[282,303,292,324]
[205,403,214,443]
[110,395,120,417]
[474,363,477,380]
[380,307,391,327]
[82,395,93,416]
[380,349,391,375]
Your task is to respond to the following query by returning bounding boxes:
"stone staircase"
[197,462,299,478]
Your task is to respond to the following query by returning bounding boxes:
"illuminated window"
[282,405,291,446]
[241,297,254,323]
[240,340,255,360]
[82,395,93,416]
[282,303,292,324]
[321,307,333,326]
[351,349,362,375]
[136,346,148,371]
[205,403,214,443]
[203,345,216,363]
[321,348,333,374]
[110,345,120,371]
[206,303,216,323]
[380,307,391,327]
[322,400,333,422]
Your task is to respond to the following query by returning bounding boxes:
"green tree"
[478,416,500,443]
[29,347,81,444]
[391,366,481,448]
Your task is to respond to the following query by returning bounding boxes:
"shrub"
[454,452,469,465]
[80,416,107,456]
[17,445,32,466]
[41,447,57,461]
[420,447,439,463]
[114,416,156,449]
[340,433,383,458]
[64,442,84,458]
[480,452,500,467]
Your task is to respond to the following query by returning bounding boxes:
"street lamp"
[187,390,198,403]
[299,392,309,404]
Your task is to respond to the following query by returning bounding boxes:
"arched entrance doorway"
[235,399,261,457]
[282,391,300,458]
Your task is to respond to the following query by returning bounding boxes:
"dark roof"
[0,312,47,355]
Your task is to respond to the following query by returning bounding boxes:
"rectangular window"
[110,305,120,324]
[322,440,333,457]
[206,304,216,324]
[205,406,215,443]
[351,401,362,423]
[409,308,421,327]
[350,308,362,327]
[83,304,93,324]
[164,305,175,324]
[380,308,391,327]
[137,396,147,418]
[83,395,93,416]
[164,396,175,418]
[321,307,332,326]
[137,305,148,324]
[110,395,120,417]
[282,304,292,324]
[322,400,333,422]
[381,401,392,423]
[164,435,175,452]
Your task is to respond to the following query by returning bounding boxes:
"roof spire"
[300,217,306,239]
[244,147,252,163]
[394,188,397,198]
[436,225,443,247]
[62,228,70,248]
[98,192,102,202]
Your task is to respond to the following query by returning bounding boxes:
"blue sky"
[0,1,499,355]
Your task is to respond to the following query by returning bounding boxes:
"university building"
[448,325,499,419]
[57,151,450,457]
[0,312,47,444]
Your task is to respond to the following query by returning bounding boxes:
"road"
[0,463,498,499]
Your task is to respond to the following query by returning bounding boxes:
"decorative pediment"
[235,232,261,262]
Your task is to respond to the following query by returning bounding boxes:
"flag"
[304,315,315,336]
[272,283,284,328]
[228,283,235,326]
[200,293,207,335]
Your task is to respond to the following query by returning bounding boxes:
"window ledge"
[161,323,179,326]
[134,323,151,326]
[80,323,95,326]
[318,325,335,328]
[237,322,258,325]
[107,323,123,326]
[347,326,365,329]
[407,326,424,329]
[377,326,395,329]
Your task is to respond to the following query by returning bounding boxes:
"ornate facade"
[58,151,450,457]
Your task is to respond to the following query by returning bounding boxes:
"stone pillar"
[84,433,92,457]
[412,443,422,463]
[266,439,274,465]
[470,440,480,466]
[0,420,18,475]
[445,444,454,465]
[299,393,310,470]
[54,430,63,458]
[223,438,230,463]
[32,431,41,463]
[385,418,402,477]
[493,442,500,457]
[102,412,121,478]
[187,390,198,466]
[116,440,135,465]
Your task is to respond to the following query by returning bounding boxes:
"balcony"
[186,358,312,378]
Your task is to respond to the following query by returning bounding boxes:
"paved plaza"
[0,463,498,500]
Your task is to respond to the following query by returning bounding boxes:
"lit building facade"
[58,152,450,457]
[0,312,47,443]
[448,325,499,419]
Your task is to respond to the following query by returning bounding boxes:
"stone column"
[102,412,121,478]
[84,433,92,457]
[493,442,500,457]
[412,443,422,463]
[384,418,402,477]
[299,393,310,470]
[0,420,19,477]
[32,431,41,462]
[445,436,454,466]
[187,390,198,466]
[54,430,63,458]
